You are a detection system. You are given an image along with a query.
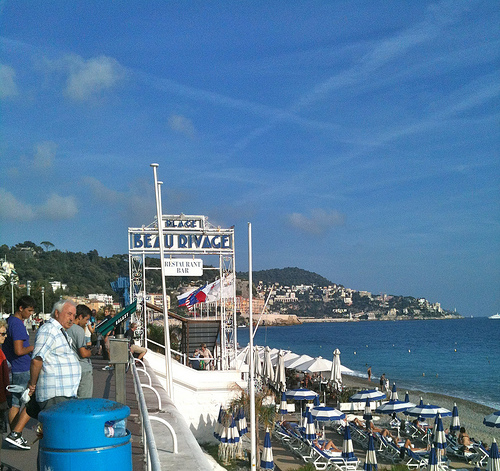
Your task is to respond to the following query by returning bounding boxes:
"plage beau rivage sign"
[129,214,234,256]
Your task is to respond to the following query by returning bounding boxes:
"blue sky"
[0,1,498,316]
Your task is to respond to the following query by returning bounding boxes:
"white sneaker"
[5,432,30,450]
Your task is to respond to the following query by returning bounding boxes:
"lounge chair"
[469,442,489,468]
[400,447,429,470]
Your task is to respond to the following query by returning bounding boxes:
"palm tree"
[0,274,20,313]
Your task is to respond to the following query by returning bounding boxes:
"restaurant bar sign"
[128,214,234,254]
[164,258,203,276]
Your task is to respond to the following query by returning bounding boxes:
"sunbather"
[458,427,473,452]
[313,439,342,452]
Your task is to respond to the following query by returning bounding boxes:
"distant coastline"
[297,315,463,323]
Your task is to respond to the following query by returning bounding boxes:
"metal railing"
[131,359,178,471]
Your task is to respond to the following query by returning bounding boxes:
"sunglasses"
[0,333,7,337]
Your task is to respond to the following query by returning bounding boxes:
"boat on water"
[489,313,500,319]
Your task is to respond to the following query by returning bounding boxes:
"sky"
[0,1,498,317]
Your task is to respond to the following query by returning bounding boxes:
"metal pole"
[41,287,45,316]
[151,163,174,399]
[11,281,14,314]
[27,280,31,295]
[248,223,257,470]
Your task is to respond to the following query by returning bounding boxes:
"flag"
[177,286,198,306]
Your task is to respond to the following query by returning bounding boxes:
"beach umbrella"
[254,346,263,377]
[450,403,460,433]
[274,351,287,392]
[214,405,223,440]
[285,354,314,369]
[342,425,356,461]
[285,388,318,401]
[311,406,346,422]
[405,401,451,419]
[279,392,288,417]
[433,414,447,453]
[260,428,274,470]
[404,391,415,406]
[281,351,300,365]
[427,446,439,471]
[390,383,398,401]
[314,395,321,407]
[484,411,500,428]
[363,399,373,424]
[488,439,500,471]
[263,346,275,383]
[376,400,413,415]
[237,407,248,436]
[350,389,386,403]
[294,356,333,373]
[304,410,316,441]
[331,348,343,390]
[228,416,240,446]
[364,433,378,471]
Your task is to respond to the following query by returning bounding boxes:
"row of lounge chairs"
[273,421,360,471]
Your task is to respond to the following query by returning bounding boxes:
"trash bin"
[39,398,132,470]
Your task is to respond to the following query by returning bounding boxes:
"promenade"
[0,350,144,471]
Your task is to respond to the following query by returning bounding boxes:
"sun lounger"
[469,442,489,468]
[401,447,429,470]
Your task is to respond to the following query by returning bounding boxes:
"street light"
[41,286,45,316]
[11,280,14,314]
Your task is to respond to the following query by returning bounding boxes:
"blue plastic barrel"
[39,398,132,470]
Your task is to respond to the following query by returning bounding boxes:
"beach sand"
[342,373,500,446]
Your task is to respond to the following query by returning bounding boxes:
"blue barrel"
[39,398,132,470]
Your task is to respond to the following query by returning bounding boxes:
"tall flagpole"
[248,222,257,469]
[151,163,174,399]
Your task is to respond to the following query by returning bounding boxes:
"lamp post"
[27,280,31,295]
[11,280,14,314]
[41,286,45,316]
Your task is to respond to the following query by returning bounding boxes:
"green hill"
[237,267,335,287]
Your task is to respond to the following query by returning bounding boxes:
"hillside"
[237,267,334,287]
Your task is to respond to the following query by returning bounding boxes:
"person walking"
[67,305,93,398]
[4,296,35,450]
[0,320,11,433]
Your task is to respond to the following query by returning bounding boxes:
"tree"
[40,241,55,251]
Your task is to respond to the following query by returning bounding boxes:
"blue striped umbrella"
[310,406,345,422]
[237,407,248,436]
[228,416,240,446]
[314,395,321,407]
[214,405,223,440]
[488,439,500,471]
[342,425,356,461]
[285,388,318,401]
[406,402,451,419]
[390,383,398,401]
[279,391,288,416]
[364,433,378,471]
[427,446,439,471]
[260,428,274,469]
[450,403,460,433]
[376,400,413,414]
[434,414,447,456]
[350,389,386,402]
[304,410,316,441]
[484,411,500,428]
[363,399,373,423]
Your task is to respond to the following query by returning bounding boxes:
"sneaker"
[102,365,114,371]
[5,432,30,450]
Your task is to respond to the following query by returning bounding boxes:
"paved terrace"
[0,333,214,471]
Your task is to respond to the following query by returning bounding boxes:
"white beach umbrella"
[281,351,300,364]
[363,399,373,423]
[285,354,314,369]
[274,350,287,392]
[304,410,316,441]
[294,356,332,373]
[376,400,413,414]
[433,415,447,454]
[342,425,356,461]
[484,411,500,428]
[263,346,275,383]
[279,391,288,418]
[488,439,500,471]
[254,346,263,377]
[285,388,318,401]
[330,348,343,390]
[405,401,451,419]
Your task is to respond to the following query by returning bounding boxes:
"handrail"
[131,360,179,471]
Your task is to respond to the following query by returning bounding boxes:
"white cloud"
[286,209,345,235]
[62,54,125,101]
[168,114,196,138]
[0,188,34,220]
[33,141,57,169]
[0,189,77,221]
[38,193,78,220]
[0,63,18,98]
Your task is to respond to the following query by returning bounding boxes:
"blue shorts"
[11,371,30,407]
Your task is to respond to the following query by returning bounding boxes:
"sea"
[237,317,500,410]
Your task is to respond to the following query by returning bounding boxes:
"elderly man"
[27,300,81,411]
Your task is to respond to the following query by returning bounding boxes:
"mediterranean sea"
[237,317,500,410]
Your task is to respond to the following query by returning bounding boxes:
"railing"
[131,359,178,471]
